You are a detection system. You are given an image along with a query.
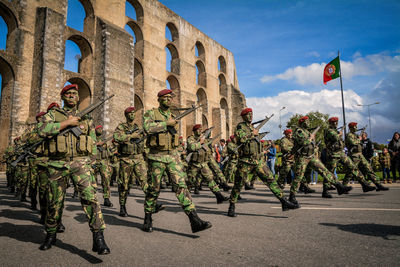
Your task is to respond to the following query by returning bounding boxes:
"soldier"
[323,117,376,198]
[227,108,297,217]
[289,116,352,206]
[113,106,159,217]
[223,135,238,184]
[345,122,388,191]
[277,129,295,189]
[14,136,30,202]
[186,124,229,203]
[142,89,211,233]
[37,84,110,254]
[109,139,120,187]
[4,141,17,193]
[93,125,113,207]
[205,136,231,192]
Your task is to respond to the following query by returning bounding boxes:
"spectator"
[267,140,276,176]
[388,131,400,182]
[361,132,374,162]
[217,139,226,169]
[310,170,318,185]
[379,147,392,184]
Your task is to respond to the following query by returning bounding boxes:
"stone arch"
[64,34,93,76]
[126,0,144,24]
[196,88,208,114]
[218,55,226,74]
[66,0,95,34]
[134,94,143,125]
[0,56,15,154]
[218,73,227,97]
[125,20,144,58]
[202,114,208,129]
[195,41,205,60]
[64,77,91,110]
[166,75,181,107]
[220,98,229,140]
[166,22,178,42]
[195,60,206,87]
[165,43,179,75]
[134,58,144,99]
[0,1,19,52]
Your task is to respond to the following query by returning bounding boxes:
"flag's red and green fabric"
[323,56,341,84]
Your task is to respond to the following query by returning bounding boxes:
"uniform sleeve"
[345,133,358,147]
[187,136,202,152]
[113,124,130,144]
[88,119,98,155]
[294,129,311,146]
[37,111,61,138]
[236,123,252,144]
[143,109,167,134]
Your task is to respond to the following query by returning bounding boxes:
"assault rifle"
[355,125,367,133]
[296,125,321,154]
[168,104,204,135]
[186,133,221,163]
[252,114,274,130]
[97,135,114,152]
[11,94,114,167]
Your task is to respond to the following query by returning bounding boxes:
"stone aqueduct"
[0,0,246,156]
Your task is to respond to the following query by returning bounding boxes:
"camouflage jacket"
[293,127,315,157]
[280,137,294,162]
[96,135,111,160]
[345,132,362,155]
[235,121,261,163]
[226,141,238,160]
[187,135,209,164]
[3,145,16,163]
[113,122,144,156]
[324,126,344,157]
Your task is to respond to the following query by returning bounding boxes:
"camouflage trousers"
[6,163,16,188]
[208,158,228,185]
[118,155,148,206]
[345,153,381,185]
[93,159,112,199]
[187,162,220,193]
[16,163,30,197]
[145,153,196,214]
[278,160,295,186]
[45,158,106,234]
[291,156,338,195]
[230,158,283,204]
[224,159,237,183]
[326,152,369,188]
[110,161,120,185]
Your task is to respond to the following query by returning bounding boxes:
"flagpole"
[338,50,347,137]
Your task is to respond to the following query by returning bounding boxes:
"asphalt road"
[0,175,399,266]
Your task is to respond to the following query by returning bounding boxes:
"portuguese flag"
[323,56,341,84]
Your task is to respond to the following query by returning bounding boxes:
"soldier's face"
[126,111,135,122]
[350,126,357,132]
[330,121,338,128]
[243,112,253,123]
[62,89,79,107]
[303,120,310,129]
[159,94,173,108]
[287,132,293,138]
[95,128,103,136]
[194,128,202,136]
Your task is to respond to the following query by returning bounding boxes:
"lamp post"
[279,106,286,134]
[357,102,380,139]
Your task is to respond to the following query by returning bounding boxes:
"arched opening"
[165,43,179,75]
[220,98,229,140]
[134,94,143,125]
[196,60,206,87]
[219,73,227,97]
[0,56,14,154]
[202,114,208,130]
[66,0,94,34]
[126,0,144,24]
[134,58,144,98]
[166,75,180,107]
[218,55,226,74]
[195,41,205,59]
[125,21,144,58]
[64,35,92,75]
[63,78,91,110]
[0,2,18,52]
[196,88,208,114]
[165,22,178,42]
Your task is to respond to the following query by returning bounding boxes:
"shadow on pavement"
[320,222,400,240]
[0,209,39,223]
[0,223,103,264]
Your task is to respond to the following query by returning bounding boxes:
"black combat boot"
[375,183,389,191]
[30,198,38,210]
[119,205,128,217]
[322,187,332,198]
[245,182,253,190]
[92,231,111,255]
[280,196,298,211]
[57,222,65,233]
[39,232,57,250]
[155,203,165,213]
[335,183,353,195]
[303,185,316,194]
[227,202,237,217]
[237,195,242,200]
[9,186,15,193]
[361,182,376,193]
[194,187,200,194]
[142,213,153,232]
[39,212,45,225]
[215,191,229,204]
[72,189,78,198]
[187,211,212,233]
[221,183,232,191]
[103,198,113,207]
[288,193,300,209]
[298,183,305,193]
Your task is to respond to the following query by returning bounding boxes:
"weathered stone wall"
[0,0,246,158]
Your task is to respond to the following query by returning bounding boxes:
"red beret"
[47,102,60,111]
[124,106,136,115]
[260,140,266,143]
[240,108,253,116]
[157,89,172,97]
[179,136,183,139]
[193,124,202,131]
[328,117,339,123]
[348,122,358,127]
[36,112,46,119]
[284,129,292,135]
[230,135,235,140]
[298,116,309,123]
[60,84,78,95]
[95,125,103,130]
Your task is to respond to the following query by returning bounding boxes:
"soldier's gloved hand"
[253,129,259,136]
[166,118,177,126]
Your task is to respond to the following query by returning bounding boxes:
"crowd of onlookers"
[213,131,400,184]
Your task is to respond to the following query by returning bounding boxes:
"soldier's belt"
[148,149,175,155]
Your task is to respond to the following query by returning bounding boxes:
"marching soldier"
[142,89,211,233]
[278,129,295,189]
[227,108,297,217]
[223,135,238,183]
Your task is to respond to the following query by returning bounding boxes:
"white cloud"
[306,51,320,58]
[260,52,400,86]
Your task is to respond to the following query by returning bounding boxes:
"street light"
[279,106,286,134]
[357,102,380,139]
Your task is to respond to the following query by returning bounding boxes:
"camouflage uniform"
[4,145,17,191]
[143,107,196,214]
[109,142,120,186]
[93,135,112,200]
[37,106,105,234]
[223,141,238,183]
[205,142,230,190]
[13,137,30,201]
[278,136,295,187]
[113,122,148,207]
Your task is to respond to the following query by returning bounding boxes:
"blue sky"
[1,0,399,142]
